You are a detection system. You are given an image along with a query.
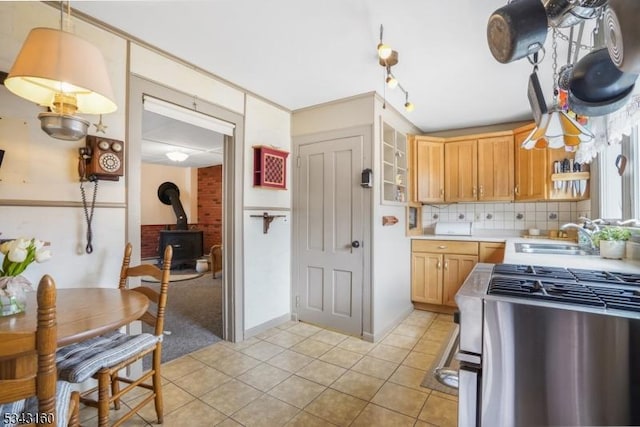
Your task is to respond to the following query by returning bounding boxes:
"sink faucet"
[560,223,598,252]
[578,217,606,232]
[617,219,639,226]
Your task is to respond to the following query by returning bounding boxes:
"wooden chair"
[0,275,80,427]
[56,243,172,427]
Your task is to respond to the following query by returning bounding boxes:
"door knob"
[351,241,360,248]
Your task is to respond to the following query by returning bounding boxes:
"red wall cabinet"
[253,145,289,189]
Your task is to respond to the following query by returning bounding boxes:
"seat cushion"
[56,331,160,383]
[1,381,72,427]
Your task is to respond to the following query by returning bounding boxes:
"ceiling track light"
[377,24,414,113]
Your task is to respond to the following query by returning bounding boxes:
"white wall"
[0,2,127,289]
[140,164,197,225]
[370,97,421,340]
[243,95,292,330]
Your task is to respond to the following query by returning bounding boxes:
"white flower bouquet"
[0,237,52,315]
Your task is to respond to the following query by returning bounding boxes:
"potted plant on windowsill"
[592,226,632,259]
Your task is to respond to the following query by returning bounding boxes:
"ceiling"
[72,0,590,165]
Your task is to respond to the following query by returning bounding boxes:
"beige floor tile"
[414,420,438,427]
[351,403,416,427]
[285,410,336,426]
[311,330,349,346]
[400,315,434,328]
[413,339,444,355]
[305,389,367,426]
[216,418,244,426]
[430,390,458,402]
[422,328,451,342]
[402,351,436,370]
[336,337,376,354]
[388,365,429,391]
[368,344,410,363]
[319,347,363,369]
[287,322,322,337]
[173,366,232,397]
[267,349,315,373]
[131,382,196,424]
[161,355,207,381]
[79,401,150,427]
[435,313,455,323]
[200,379,262,416]
[264,330,307,348]
[231,394,299,426]
[79,411,150,427]
[419,392,458,427]
[215,353,262,377]
[380,333,419,350]
[296,359,346,386]
[371,382,429,418]
[277,320,299,330]
[291,337,333,358]
[237,363,291,391]
[254,328,282,340]
[350,355,399,380]
[161,399,227,427]
[330,370,384,401]
[393,323,427,338]
[240,340,286,361]
[268,375,327,408]
[220,336,261,351]
[429,320,455,332]
[192,343,240,365]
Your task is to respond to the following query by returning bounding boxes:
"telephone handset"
[78,136,125,254]
[78,136,124,182]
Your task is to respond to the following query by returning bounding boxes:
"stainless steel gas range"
[455,263,640,427]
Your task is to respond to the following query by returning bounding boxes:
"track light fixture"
[377,24,414,113]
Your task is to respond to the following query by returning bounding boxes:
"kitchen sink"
[514,242,597,256]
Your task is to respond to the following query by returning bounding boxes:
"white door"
[296,135,364,335]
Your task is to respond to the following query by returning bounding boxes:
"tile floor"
[79,310,458,427]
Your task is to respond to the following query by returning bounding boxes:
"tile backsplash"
[422,200,592,232]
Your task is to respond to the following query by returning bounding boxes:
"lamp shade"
[5,27,117,114]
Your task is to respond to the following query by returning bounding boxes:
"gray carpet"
[420,326,459,396]
[142,272,223,368]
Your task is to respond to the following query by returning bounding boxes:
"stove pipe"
[157,181,188,230]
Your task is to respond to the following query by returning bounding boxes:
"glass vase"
[0,276,34,316]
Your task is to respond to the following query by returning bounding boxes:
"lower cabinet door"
[442,254,478,307]
[411,252,443,304]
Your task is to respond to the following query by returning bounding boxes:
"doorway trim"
[291,125,373,337]
[128,75,245,342]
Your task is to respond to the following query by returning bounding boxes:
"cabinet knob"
[444,261,449,270]
[472,187,477,196]
[437,261,442,269]
[479,185,484,197]
[438,245,447,249]
[440,188,444,197]
[514,185,519,195]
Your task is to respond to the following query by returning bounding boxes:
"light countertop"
[412,231,640,273]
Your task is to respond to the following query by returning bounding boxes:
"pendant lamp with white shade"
[4,8,117,141]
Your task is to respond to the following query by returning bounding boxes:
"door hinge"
[296,156,301,168]
[296,295,300,307]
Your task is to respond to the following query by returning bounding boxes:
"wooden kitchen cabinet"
[445,139,477,202]
[514,123,547,201]
[479,242,505,263]
[411,240,478,308]
[411,136,445,203]
[477,136,514,201]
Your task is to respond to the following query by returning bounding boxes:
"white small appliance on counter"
[434,221,473,236]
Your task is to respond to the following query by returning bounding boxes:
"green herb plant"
[591,226,632,246]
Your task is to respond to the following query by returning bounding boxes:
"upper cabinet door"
[414,138,445,203]
[514,128,547,201]
[477,136,514,201]
[445,140,477,202]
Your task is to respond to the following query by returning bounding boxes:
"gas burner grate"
[488,277,605,308]
[590,287,640,312]
[569,268,640,287]
[493,264,575,280]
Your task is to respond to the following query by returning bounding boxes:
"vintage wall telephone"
[78,136,125,253]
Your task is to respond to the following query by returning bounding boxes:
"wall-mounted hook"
[250,212,286,234]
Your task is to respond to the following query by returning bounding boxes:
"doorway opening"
[128,76,245,362]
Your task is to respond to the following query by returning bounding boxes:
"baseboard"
[364,305,414,343]
[244,313,291,339]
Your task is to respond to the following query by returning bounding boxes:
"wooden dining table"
[0,288,149,347]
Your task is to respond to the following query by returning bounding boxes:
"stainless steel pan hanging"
[487,0,548,64]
